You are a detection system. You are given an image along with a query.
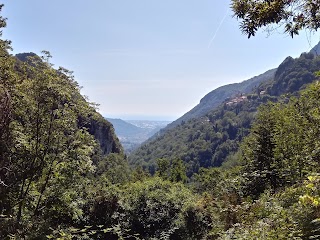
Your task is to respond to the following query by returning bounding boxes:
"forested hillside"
[163,68,276,131]
[0,6,127,238]
[130,52,320,176]
[3,2,320,239]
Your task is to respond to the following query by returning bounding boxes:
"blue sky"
[2,1,320,120]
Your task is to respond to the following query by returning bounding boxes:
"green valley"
[2,1,320,239]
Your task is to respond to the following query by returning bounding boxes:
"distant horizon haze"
[106,114,176,122]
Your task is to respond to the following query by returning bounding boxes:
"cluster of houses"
[225,90,266,106]
[225,95,247,106]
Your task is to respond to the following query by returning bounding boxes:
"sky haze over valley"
[3,0,320,120]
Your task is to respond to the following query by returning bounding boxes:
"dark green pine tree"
[241,103,281,198]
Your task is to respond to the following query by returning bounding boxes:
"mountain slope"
[129,52,320,176]
[107,118,144,136]
[164,68,276,131]
[310,41,320,55]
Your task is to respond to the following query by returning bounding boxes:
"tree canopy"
[231,0,320,38]
[4,2,320,238]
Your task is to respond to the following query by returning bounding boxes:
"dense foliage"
[0,7,125,238]
[231,0,320,38]
[267,52,320,95]
[130,99,264,176]
[225,80,320,239]
[3,3,320,239]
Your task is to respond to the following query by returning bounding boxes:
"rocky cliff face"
[88,114,123,155]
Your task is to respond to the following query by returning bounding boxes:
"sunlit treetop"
[231,0,320,38]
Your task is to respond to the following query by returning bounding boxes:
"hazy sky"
[2,1,320,120]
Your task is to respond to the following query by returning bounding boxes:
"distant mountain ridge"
[107,118,170,154]
[106,118,145,136]
[310,41,320,55]
[164,68,276,131]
